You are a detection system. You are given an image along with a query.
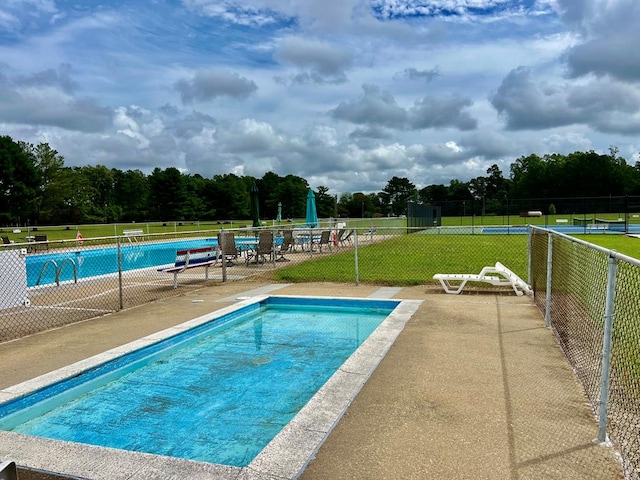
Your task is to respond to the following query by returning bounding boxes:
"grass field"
[274,234,530,286]
[272,230,640,286]
[571,234,640,259]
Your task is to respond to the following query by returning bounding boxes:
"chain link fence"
[530,226,640,480]
[1,225,529,343]
[3,222,639,477]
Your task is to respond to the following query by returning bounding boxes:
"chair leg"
[439,279,467,294]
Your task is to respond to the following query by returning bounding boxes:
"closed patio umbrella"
[305,189,318,228]
[250,182,260,228]
[276,202,282,223]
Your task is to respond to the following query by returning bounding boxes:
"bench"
[433,262,532,296]
[31,234,49,252]
[555,219,568,224]
[123,229,144,243]
[158,246,218,288]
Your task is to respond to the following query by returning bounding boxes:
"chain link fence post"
[527,227,533,285]
[545,233,553,328]
[117,236,123,310]
[221,231,228,283]
[354,227,359,286]
[598,253,617,442]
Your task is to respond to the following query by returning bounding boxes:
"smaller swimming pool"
[0,295,422,479]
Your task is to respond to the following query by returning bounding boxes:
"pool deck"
[0,281,624,480]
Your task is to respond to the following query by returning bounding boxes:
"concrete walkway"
[0,281,624,479]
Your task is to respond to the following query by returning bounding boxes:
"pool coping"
[0,295,422,479]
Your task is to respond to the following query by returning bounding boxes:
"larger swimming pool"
[27,238,216,287]
[26,237,271,287]
[0,295,422,479]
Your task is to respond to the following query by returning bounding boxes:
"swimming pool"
[0,295,422,479]
[26,238,215,287]
[26,236,271,287]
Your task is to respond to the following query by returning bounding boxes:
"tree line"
[2,134,640,225]
[420,147,640,216]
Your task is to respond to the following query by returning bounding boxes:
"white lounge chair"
[433,262,532,296]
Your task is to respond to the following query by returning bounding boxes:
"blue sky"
[1,0,639,195]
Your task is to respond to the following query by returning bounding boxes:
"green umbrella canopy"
[305,189,318,228]
[250,182,260,228]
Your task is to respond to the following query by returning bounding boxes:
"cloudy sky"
[1,0,639,195]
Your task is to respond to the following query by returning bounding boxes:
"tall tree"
[379,176,417,216]
[510,153,549,199]
[257,171,283,220]
[419,184,448,204]
[274,175,309,219]
[148,167,188,221]
[337,192,353,217]
[485,164,508,198]
[209,173,250,220]
[17,141,65,224]
[183,174,209,220]
[78,165,115,222]
[46,167,96,224]
[0,136,41,225]
[315,185,336,218]
[113,169,149,222]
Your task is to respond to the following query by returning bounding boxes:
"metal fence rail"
[530,226,640,480]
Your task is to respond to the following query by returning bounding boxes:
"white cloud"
[274,36,353,84]
[446,140,463,153]
[1,0,640,194]
[491,66,640,134]
[174,69,258,104]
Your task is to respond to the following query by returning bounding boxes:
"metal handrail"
[36,260,58,286]
[35,258,78,286]
[57,258,77,285]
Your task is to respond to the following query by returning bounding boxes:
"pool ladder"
[36,258,78,286]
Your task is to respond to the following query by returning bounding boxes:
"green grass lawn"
[273,230,640,286]
[274,234,529,286]
[572,235,640,260]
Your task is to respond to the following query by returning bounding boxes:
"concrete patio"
[0,281,624,479]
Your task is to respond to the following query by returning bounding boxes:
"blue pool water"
[26,237,272,287]
[483,225,640,234]
[27,238,215,287]
[0,296,398,467]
